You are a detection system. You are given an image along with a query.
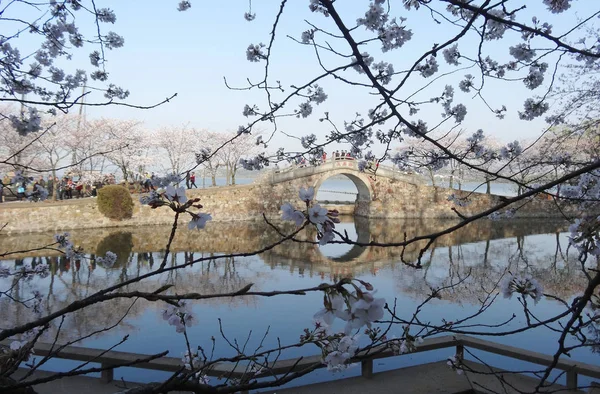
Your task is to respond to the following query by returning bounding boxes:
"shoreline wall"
[0,180,574,234]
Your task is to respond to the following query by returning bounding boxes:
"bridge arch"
[313,168,374,203]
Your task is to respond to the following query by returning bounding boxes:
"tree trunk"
[51,168,57,201]
[231,164,237,186]
[211,175,217,187]
[486,179,491,194]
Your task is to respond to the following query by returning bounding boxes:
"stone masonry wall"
[0,172,573,234]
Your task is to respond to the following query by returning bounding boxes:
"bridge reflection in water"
[0,216,589,381]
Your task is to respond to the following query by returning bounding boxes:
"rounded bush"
[97,185,133,221]
[95,231,133,268]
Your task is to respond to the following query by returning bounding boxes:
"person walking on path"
[190,172,197,188]
[185,171,191,189]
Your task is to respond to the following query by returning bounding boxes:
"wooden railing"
[5,335,600,391]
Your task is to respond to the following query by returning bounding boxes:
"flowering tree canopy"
[1,1,600,393]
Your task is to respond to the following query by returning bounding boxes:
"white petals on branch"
[308,204,328,224]
[165,185,187,204]
[177,1,192,12]
[162,301,196,333]
[96,251,117,268]
[188,213,212,230]
[499,273,544,303]
[281,203,305,226]
[299,186,315,202]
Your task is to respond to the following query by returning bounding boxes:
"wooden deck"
[4,335,600,393]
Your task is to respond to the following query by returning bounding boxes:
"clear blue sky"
[24,1,597,155]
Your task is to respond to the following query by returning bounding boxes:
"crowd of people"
[0,173,121,202]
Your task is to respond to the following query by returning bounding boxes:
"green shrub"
[97,185,133,221]
[95,231,133,268]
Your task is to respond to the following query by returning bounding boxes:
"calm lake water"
[0,216,597,390]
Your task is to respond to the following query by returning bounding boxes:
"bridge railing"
[5,335,600,391]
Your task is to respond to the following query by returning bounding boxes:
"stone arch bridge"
[258,159,561,219]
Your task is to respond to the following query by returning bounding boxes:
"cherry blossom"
[299,186,315,202]
[322,334,360,372]
[162,301,196,333]
[188,213,212,230]
[96,251,118,268]
[281,203,305,226]
[500,273,544,303]
[308,204,328,224]
[165,185,188,204]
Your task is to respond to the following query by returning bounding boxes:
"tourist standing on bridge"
[322,152,327,164]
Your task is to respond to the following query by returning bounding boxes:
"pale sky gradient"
[22,1,596,156]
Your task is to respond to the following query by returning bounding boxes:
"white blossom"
[188,213,212,230]
[351,52,374,74]
[357,2,387,32]
[301,29,315,43]
[379,19,413,52]
[459,74,474,92]
[447,355,464,375]
[499,273,544,303]
[96,8,117,23]
[299,186,315,202]
[308,204,328,224]
[54,232,71,248]
[177,1,191,11]
[524,63,547,90]
[509,44,536,62]
[350,291,385,325]
[96,251,118,268]
[319,228,335,245]
[162,301,196,333]
[165,185,188,204]
[484,10,513,40]
[499,140,522,160]
[281,203,305,226]
[322,334,360,372]
[297,101,313,118]
[309,85,328,104]
[314,294,348,326]
[246,43,266,62]
[543,0,571,13]
[519,98,549,120]
[105,32,124,49]
[417,56,438,78]
[442,44,460,65]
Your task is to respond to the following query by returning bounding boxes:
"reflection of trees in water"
[95,231,134,268]
[393,233,587,304]
[0,218,574,344]
[0,250,271,344]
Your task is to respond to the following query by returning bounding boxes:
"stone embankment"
[0,175,574,234]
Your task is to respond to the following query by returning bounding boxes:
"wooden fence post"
[566,370,578,390]
[100,364,114,383]
[361,359,373,379]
